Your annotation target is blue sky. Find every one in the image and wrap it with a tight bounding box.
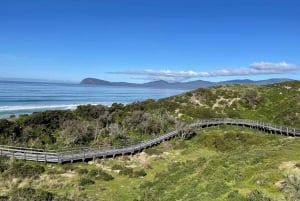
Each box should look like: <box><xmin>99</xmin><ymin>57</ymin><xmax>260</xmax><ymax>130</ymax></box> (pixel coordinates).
<box><xmin>0</xmin><ymin>0</ymin><xmax>299</xmax><ymax>83</ymax></box>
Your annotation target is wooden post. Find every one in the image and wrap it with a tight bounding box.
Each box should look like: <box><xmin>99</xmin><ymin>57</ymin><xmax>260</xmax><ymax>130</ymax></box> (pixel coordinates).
<box><xmin>44</xmin><ymin>150</ymin><xmax>46</xmax><ymax>162</ymax></box>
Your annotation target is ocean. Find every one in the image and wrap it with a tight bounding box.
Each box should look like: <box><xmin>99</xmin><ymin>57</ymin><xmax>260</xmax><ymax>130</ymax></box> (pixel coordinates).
<box><xmin>0</xmin><ymin>80</ymin><xmax>185</xmax><ymax>118</ymax></box>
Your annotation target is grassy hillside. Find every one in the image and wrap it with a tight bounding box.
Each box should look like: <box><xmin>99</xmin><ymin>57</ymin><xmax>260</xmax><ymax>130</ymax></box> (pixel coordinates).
<box><xmin>0</xmin><ymin>81</ymin><xmax>299</xmax><ymax>200</ymax></box>
<box><xmin>157</xmin><ymin>81</ymin><xmax>300</xmax><ymax>127</ymax></box>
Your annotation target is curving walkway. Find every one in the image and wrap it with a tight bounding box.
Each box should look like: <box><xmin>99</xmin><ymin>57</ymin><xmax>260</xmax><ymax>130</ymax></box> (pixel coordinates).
<box><xmin>0</xmin><ymin>118</ymin><xmax>299</xmax><ymax>163</ymax></box>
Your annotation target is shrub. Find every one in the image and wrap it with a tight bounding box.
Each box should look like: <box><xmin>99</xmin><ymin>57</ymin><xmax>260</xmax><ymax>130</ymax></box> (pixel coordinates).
<box><xmin>111</xmin><ymin>164</ymin><xmax>123</xmax><ymax>170</ymax></box>
<box><xmin>77</xmin><ymin>168</ymin><xmax>88</xmax><ymax>175</ymax></box>
<box><xmin>133</xmin><ymin>169</ymin><xmax>147</xmax><ymax>177</ymax></box>
<box><xmin>9</xmin><ymin>187</ymin><xmax>55</xmax><ymax>201</ymax></box>
<box><xmin>78</xmin><ymin>178</ymin><xmax>95</xmax><ymax>186</ymax></box>
<box><xmin>119</xmin><ymin>167</ymin><xmax>133</xmax><ymax>177</ymax></box>
<box><xmin>0</xmin><ymin>156</ymin><xmax>8</xmax><ymax>173</ymax></box>
<box><xmin>6</xmin><ymin>161</ymin><xmax>45</xmax><ymax>178</ymax></box>
<box><xmin>144</xmin><ymin>148</ymin><xmax>163</xmax><ymax>155</ymax></box>
<box><xmin>97</xmin><ymin>170</ymin><xmax>114</xmax><ymax>181</ymax></box>
<box><xmin>61</xmin><ymin>163</ymin><xmax>75</xmax><ymax>171</ymax></box>
<box><xmin>88</xmin><ymin>169</ymin><xmax>98</xmax><ymax>177</ymax></box>
<box><xmin>225</xmin><ymin>190</ymin><xmax>246</xmax><ymax>201</ymax></box>
<box><xmin>246</xmin><ymin>190</ymin><xmax>271</xmax><ymax>201</ymax></box>
<box><xmin>88</xmin><ymin>169</ymin><xmax>114</xmax><ymax>181</ymax></box>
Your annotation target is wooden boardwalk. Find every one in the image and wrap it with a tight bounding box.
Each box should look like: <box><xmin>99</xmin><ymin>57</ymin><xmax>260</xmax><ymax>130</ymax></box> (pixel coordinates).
<box><xmin>0</xmin><ymin>118</ymin><xmax>299</xmax><ymax>163</ymax></box>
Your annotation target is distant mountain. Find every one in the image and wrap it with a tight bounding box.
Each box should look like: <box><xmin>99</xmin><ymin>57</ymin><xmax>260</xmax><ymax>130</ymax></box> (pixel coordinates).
<box><xmin>80</xmin><ymin>77</ymin><xmax>294</xmax><ymax>90</ymax></box>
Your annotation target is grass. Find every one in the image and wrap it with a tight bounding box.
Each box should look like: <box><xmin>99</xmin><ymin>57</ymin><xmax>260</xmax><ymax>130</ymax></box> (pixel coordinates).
<box><xmin>1</xmin><ymin>125</ymin><xmax>299</xmax><ymax>200</ymax></box>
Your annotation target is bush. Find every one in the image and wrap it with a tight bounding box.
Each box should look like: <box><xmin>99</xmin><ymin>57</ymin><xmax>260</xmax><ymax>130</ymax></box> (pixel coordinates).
<box><xmin>6</xmin><ymin>161</ymin><xmax>45</xmax><ymax>178</ymax></box>
<box><xmin>133</xmin><ymin>169</ymin><xmax>147</xmax><ymax>177</ymax></box>
<box><xmin>144</xmin><ymin>147</ymin><xmax>163</xmax><ymax>155</ymax></box>
<box><xmin>61</xmin><ymin>163</ymin><xmax>75</xmax><ymax>171</ymax></box>
<box><xmin>88</xmin><ymin>169</ymin><xmax>98</xmax><ymax>177</ymax></box>
<box><xmin>119</xmin><ymin>167</ymin><xmax>133</xmax><ymax>177</ymax></box>
<box><xmin>246</xmin><ymin>190</ymin><xmax>271</xmax><ymax>201</ymax></box>
<box><xmin>0</xmin><ymin>156</ymin><xmax>8</xmax><ymax>173</ymax></box>
<box><xmin>78</xmin><ymin>178</ymin><xmax>95</xmax><ymax>186</ymax></box>
<box><xmin>97</xmin><ymin>170</ymin><xmax>114</xmax><ymax>181</ymax></box>
<box><xmin>111</xmin><ymin>164</ymin><xmax>123</xmax><ymax>170</ymax></box>
<box><xmin>77</xmin><ymin>168</ymin><xmax>88</xmax><ymax>175</ymax></box>
<box><xmin>225</xmin><ymin>190</ymin><xmax>246</xmax><ymax>201</ymax></box>
<box><xmin>88</xmin><ymin>169</ymin><xmax>114</xmax><ymax>181</ymax></box>
<box><xmin>9</xmin><ymin>187</ymin><xmax>55</xmax><ymax>201</ymax></box>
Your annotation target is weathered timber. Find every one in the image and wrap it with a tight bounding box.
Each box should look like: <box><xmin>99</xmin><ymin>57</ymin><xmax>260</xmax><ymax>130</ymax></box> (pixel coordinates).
<box><xmin>0</xmin><ymin>118</ymin><xmax>299</xmax><ymax>163</ymax></box>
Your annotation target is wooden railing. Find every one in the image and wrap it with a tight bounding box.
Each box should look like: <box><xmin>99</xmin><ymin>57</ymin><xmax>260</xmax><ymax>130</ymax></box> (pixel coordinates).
<box><xmin>0</xmin><ymin>118</ymin><xmax>299</xmax><ymax>163</ymax></box>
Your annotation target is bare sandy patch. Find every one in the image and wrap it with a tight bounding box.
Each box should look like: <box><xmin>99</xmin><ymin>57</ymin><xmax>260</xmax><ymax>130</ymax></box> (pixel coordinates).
<box><xmin>95</xmin><ymin>163</ymin><xmax>112</xmax><ymax>172</ymax></box>
<box><xmin>61</xmin><ymin>172</ymin><xmax>75</xmax><ymax>178</ymax></box>
<box><xmin>212</xmin><ymin>96</ymin><xmax>240</xmax><ymax>110</ymax></box>
<box><xmin>275</xmin><ymin>180</ymin><xmax>284</xmax><ymax>188</ymax></box>
<box><xmin>279</xmin><ymin>161</ymin><xmax>296</xmax><ymax>170</ymax></box>
<box><xmin>190</xmin><ymin>94</ymin><xmax>206</xmax><ymax>107</ymax></box>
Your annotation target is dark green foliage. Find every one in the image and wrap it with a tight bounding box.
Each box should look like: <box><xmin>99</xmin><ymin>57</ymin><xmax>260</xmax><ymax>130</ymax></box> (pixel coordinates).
<box><xmin>133</xmin><ymin>169</ymin><xmax>147</xmax><ymax>177</ymax></box>
<box><xmin>97</xmin><ymin>170</ymin><xmax>114</xmax><ymax>181</ymax></box>
<box><xmin>4</xmin><ymin>161</ymin><xmax>45</xmax><ymax>178</ymax></box>
<box><xmin>225</xmin><ymin>190</ymin><xmax>272</xmax><ymax>201</ymax></box>
<box><xmin>205</xmin><ymin>181</ymin><xmax>230</xmax><ymax>197</ymax></box>
<box><xmin>144</xmin><ymin>147</ymin><xmax>163</xmax><ymax>155</ymax></box>
<box><xmin>199</xmin><ymin>130</ymin><xmax>264</xmax><ymax>152</ymax></box>
<box><xmin>247</xmin><ymin>190</ymin><xmax>271</xmax><ymax>201</ymax></box>
<box><xmin>78</xmin><ymin>178</ymin><xmax>95</xmax><ymax>186</ymax></box>
<box><xmin>0</xmin><ymin>156</ymin><xmax>8</xmax><ymax>173</ymax></box>
<box><xmin>76</xmin><ymin>104</ymin><xmax>108</xmax><ymax>120</ymax></box>
<box><xmin>77</xmin><ymin>168</ymin><xmax>88</xmax><ymax>175</ymax></box>
<box><xmin>225</xmin><ymin>190</ymin><xmax>246</xmax><ymax>201</ymax></box>
<box><xmin>8</xmin><ymin>187</ymin><xmax>55</xmax><ymax>201</ymax></box>
<box><xmin>0</xmin><ymin>196</ymin><xmax>8</xmax><ymax>201</ymax></box>
<box><xmin>61</xmin><ymin>163</ymin><xmax>75</xmax><ymax>171</ymax></box>
<box><xmin>88</xmin><ymin>169</ymin><xmax>114</xmax><ymax>181</ymax></box>
<box><xmin>25</xmin><ymin>110</ymin><xmax>76</xmax><ymax>130</ymax></box>
<box><xmin>111</xmin><ymin>164</ymin><xmax>123</xmax><ymax>170</ymax></box>
<box><xmin>87</xmin><ymin>169</ymin><xmax>97</xmax><ymax>177</ymax></box>
<box><xmin>119</xmin><ymin>166</ymin><xmax>133</xmax><ymax>177</ymax></box>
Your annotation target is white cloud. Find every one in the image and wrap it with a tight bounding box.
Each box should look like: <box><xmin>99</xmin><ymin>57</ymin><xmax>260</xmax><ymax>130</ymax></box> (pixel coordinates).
<box><xmin>108</xmin><ymin>62</ymin><xmax>299</xmax><ymax>82</ymax></box>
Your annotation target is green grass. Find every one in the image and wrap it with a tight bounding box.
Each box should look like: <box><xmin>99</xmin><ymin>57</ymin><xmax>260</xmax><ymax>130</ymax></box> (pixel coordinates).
<box><xmin>1</xmin><ymin>126</ymin><xmax>299</xmax><ymax>200</ymax></box>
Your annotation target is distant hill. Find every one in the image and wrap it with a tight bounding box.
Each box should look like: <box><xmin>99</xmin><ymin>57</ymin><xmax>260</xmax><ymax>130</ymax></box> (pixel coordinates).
<box><xmin>80</xmin><ymin>77</ymin><xmax>293</xmax><ymax>89</ymax></box>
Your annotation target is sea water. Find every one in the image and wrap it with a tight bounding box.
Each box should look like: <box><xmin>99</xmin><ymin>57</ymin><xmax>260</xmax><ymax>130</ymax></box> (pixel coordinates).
<box><xmin>0</xmin><ymin>80</ymin><xmax>185</xmax><ymax>118</ymax></box>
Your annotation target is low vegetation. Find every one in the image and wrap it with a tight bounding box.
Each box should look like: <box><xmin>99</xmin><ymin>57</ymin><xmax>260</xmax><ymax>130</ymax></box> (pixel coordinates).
<box><xmin>0</xmin><ymin>126</ymin><xmax>299</xmax><ymax>200</ymax></box>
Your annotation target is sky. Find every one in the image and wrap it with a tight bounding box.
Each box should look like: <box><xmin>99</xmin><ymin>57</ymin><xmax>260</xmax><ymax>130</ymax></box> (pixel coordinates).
<box><xmin>0</xmin><ymin>0</ymin><xmax>299</xmax><ymax>83</ymax></box>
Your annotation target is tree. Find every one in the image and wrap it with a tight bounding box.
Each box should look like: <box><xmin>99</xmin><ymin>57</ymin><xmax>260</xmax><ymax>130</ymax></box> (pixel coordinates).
<box><xmin>176</xmin><ymin>120</ymin><xmax>196</xmax><ymax>140</ymax></box>
<box><xmin>62</xmin><ymin>120</ymin><xmax>93</xmax><ymax>146</ymax></box>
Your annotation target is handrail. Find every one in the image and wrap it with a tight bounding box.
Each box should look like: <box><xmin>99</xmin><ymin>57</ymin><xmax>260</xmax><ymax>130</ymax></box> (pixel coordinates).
<box><xmin>0</xmin><ymin>118</ymin><xmax>299</xmax><ymax>163</ymax></box>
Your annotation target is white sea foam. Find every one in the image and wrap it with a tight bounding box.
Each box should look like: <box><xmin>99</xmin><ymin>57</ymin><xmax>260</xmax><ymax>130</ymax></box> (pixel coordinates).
<box><xmin>0</xmin><ymin>102</ymin><xmax>115</xmax><ymax>113</ymax></box>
